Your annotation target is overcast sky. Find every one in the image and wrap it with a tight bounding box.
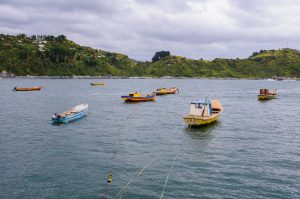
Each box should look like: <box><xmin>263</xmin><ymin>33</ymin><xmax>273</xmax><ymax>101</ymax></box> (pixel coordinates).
<box><xmin>0</xmin><ymin>0</ymin><xmax>299</xmax><ymax>60</ymax></box>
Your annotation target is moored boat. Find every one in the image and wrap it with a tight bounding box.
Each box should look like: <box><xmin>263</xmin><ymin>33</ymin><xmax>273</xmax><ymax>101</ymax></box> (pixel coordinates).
<box><xmin>183</xmin><ymin>98</ymin><xmax>223</xmax><ymax>127</ymax></box>
<box><xmin>258</xmin><ymin>88</ymin><xmax>277</xmax><ymax>100</ymax></box>
<box><xmin>121</xmin><ymin>92</ymin><xmax>156</xmax><ymax>102</ymax></box>
<box><xmin>51</xmin><ymin>104</ymin><xmax>88</xmax><ymax>123</ymax></box>
<box><xmin>154</xmin><ymin>87</ymin><xmax>179</xmax><ymax>95</ymax></box>
<box><xmin>13</xmin><ymin>86</ymin><xmax>42</xmax><ymax>91</ymax></box>
<box><xmin>90</xmin><ymin>82</ymin><xmax>105</xmax><ymax>86</ymax></box>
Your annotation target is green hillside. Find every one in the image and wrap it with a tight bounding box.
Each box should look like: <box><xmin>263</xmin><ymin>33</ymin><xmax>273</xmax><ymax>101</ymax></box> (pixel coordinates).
<box><xmin>1</xmin><ymin>34</ymin><xmax>300</xmax><ymax>78</ymax></box>
<box><xmin>0</xmin><ymin>34</ymin><xmax>140</xmax><ymax>76</ymax></box>
<box><xmin>142</xmin><ymin>49</ymin><xmax>300</xmax><ymax>78</ymax></box>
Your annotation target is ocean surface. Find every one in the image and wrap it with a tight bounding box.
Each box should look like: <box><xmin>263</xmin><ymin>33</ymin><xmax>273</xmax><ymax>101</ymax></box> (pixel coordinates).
<box><xmin>0</xmin><ymin>79</ymin><xmax>299</xmax><ymax>199</ymax></box>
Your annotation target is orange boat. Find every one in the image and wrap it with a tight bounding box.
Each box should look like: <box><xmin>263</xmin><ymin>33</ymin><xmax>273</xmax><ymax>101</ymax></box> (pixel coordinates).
<box><xmin>13</xmin><ymin>86</ymin><xmax>43</xmax><ymax>91</ymax></box>
<box><xmin>154</xmin><ymin>87</ymin><xmax>179</xmax><ymax>95</ymax></box>
<box><xmin>121</xmin><ymin>92</ymin><xmax>156</xmax><ymax>102</ymax></box>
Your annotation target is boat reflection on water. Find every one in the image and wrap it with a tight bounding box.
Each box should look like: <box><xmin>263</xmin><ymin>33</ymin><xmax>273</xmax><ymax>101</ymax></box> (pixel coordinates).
<box><xmin>184</xmin><ymin>121</ymin><xmax>220</xmax><ymax>140</ymax></box>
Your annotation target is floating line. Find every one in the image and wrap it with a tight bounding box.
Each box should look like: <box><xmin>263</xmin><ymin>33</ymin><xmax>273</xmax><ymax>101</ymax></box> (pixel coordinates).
<box><xmin>160</xmin><ymin>157</ymin><xmax>176</xmax><ymax>199</ymax></box>
<box><xmin>114</xmin><ymin>155</ymin><xmax>158</xmax><ymax>199</ymax></box>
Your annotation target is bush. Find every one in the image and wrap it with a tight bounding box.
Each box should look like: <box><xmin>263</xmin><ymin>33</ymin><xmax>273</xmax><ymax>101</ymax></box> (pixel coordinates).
<box><xmin>152</xmin><ymin>51</ymin><xmax>170</xmax><ymax>62</ymax></box>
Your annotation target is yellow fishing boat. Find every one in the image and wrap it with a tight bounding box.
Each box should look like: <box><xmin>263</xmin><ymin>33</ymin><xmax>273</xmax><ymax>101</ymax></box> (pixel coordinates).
<box><xmin>154</xmin><ymin>87</ymin><xmax>179</xmax><ymax>95</ymax></box>
<box><xmin>258</xmin><ymin>88</ymin><xmax>277</xmax><ymax>100</ymax></box>
<box><xmin>90</xmin><ymin>82</ymin><xmax>105</xmax><ymax>86</ymax></box>
<box><xmin>183</xmin><ymin>98</ymin><xmax>223</xmax><ymax>127</ymax></box>
<box><xmin>121</xmin><ymin>92</ymin><xmax>156</xmax><ymax>102</ymax></box>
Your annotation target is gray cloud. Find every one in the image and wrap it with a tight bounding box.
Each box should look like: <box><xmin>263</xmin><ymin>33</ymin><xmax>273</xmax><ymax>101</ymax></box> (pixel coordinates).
<box><xmin>0</xmin><ymin>0</ymin><xmax>299</xmax><ymax>60</ymax></box>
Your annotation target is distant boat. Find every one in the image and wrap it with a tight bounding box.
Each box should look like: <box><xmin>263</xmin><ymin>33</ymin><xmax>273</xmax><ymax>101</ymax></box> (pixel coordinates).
<box><xmin>13</xmin><ymin>86</ymin><xmax>42</xmax><ymax>91</ymax></box>
<box><xmin>258</xmin><ymin>89</ymin><xmax>277</xmax><ymax>100</ymax></box>
<box><xmin>154</xmin><ymin>87</ymin><xmax>179</xmax><ymax>95</ymax></box>
<box><xmin>90</xmin><ymin>82</ymin><xmax>105</xmax><ymax>86</ymax></box>
<box><xmin>51</xmin><ymin>104</ymin><xmax>88</xmax><ymax>123</ymax></box>
<box><xmin>183</xmin><ymin>98</ymin><xmax>223</xmax><ymax>127</ymax></box>
<box><xmin>121</xmin><ymin>92</ymin><xmax>156</xmax><ymax>102</ymax></box>
<box><xmin>275</xmin><ymin>77</ymin><xmax>284</xmax><ymax>81</ymax></box>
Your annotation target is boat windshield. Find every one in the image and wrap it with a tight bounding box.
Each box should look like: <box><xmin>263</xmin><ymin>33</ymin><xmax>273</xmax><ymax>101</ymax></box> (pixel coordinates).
<box><xmin>191</xmin><ymin>99</ymin><xmax>211</xmax><ymax>107</ymax></box>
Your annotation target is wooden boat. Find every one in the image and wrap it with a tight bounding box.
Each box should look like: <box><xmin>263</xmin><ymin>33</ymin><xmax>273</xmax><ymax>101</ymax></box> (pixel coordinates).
<box><xmin>13</xmin><ymin>86</ymin><xmax>42</xmax><ymax>91</ymax></box>
<box><xmin>121</xmin><ymin>92</ymin><xmax>156</xmax><ymax>102</ymax></box>
<box><xmin>51</xmin><ymin>104</ymin><xmax>88</xmax><ymax>123</ymax></box>
<box><xmin>183</xmin><ymin>98</ymin><xmax>223</xmax><ymax>127</ymax></box>
<box><xmin>154</xmin><ymin>87</ymin><xmax>179</xmax><ymax>95</ymax></box>
<box><xmin>90</xmin><ymin>82</ymin><xmax>105</xmax><ymax>86</ymax></box>
<box><xmin>258</xmin><ymin>89</ymin><xmax>277</xmax><ymax>100</ymax></box>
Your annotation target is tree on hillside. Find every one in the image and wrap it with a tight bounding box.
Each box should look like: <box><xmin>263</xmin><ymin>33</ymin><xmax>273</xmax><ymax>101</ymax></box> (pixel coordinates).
<box><xmin>45</xmin><ymin>35</ymin><xmax>55</xmax><ymax>41</ymax></box>
<box><xmin>56</xmin><ymin>35</ymin><xmax>66</xmax><ymax>42</ymax></box>
<box><xmin>152</xmin><ymin>51</ymin><xmax>170</xmax><ymax>62</ymax></box>
<box><xmin>250</xmin><ymin>52</ymin><xmax>259</xmax><ymax>57</ymax></box>
<box><xmin>47</xmin><ymin>44</ymin><xmax>74</xmax><ymax>62</ymax></box>
<box><xmin>259</xmin><ymin>50</ymin><xmax>266</xmax><ymax>54</ymax></box>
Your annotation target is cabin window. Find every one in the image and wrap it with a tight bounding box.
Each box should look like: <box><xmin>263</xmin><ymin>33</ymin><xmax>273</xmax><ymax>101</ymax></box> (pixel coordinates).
<box><xmin>195</xmin><ymin>104</ymin><xmax>203</xmax><ymax>108</ymax></box>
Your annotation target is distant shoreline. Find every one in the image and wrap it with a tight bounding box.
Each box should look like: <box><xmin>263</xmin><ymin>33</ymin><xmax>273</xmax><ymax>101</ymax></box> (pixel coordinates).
<box><xmin>0</xmin><ymin>75</ymin><xmax>299</xmax><ymax>81</ymax></box>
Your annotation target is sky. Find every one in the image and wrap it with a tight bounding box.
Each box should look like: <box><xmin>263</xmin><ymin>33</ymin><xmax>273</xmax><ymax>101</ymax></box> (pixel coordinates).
<box><xmin>0</xmin><ymin>0</ymin><xmax>300</xmax><ymax>61</ymax></box>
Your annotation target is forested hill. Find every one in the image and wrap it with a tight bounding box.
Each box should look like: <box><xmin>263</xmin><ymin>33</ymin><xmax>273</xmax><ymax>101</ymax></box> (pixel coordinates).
<box><xmin>1</xmin><ymin>34</ymin><xmax>300</xmax><ymax>78</ymax></box>
<box><xmin>0</xmin><ymin>34</ymin><xmax>140</xmax><ymax>76</ymax></box>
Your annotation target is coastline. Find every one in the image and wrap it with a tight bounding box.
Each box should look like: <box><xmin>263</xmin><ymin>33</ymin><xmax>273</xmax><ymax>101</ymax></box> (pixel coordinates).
<box><xmin>0</xmin><ymin>75</ymin><xmax>299</xmax><ymax>80</ymax></box>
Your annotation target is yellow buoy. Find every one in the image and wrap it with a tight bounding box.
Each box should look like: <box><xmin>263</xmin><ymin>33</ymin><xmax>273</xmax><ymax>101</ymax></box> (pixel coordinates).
<box><xmin>107</xmin><ymin>174</ymin><xmax>112</xmax><ymax>183</ymax></box>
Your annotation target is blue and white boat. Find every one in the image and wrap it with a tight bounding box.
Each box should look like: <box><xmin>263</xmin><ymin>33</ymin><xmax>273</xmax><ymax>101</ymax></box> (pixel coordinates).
<box><xmin>51</xmin><ymin>104</ymin><xmax>88</xmax><ymax>123</ymax></box>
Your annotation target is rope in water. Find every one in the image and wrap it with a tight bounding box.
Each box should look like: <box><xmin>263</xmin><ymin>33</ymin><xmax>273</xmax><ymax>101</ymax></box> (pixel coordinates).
<box><xmin>160</xmin><ymin>156</ymin><xmax>176</xmax><ymax>199</ymax></box>
<box><xmin>101</xmin><ymin>106</ymin><xmax>140</xmax><ymax>199</ymax></box>
<box><xmin>114</xmin><ymin>155</ymin><xmax>158</xmax><ymax>199</ymax></box>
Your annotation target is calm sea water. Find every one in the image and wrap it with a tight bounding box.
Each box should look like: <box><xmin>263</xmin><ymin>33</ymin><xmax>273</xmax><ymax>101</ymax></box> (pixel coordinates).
<box><xmin>0</xmin><ymin>79</ymin><xmax>299</xmax><ymax>199</ymax></box>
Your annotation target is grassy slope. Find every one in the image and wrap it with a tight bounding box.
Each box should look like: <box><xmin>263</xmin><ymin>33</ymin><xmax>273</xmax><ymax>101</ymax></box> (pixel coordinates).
<box><xmin>144</xmin><ymin>49</ymin><xmax>300</xmax><ymax>78</ymax></box>
<box><xmin>0</xmin><ymin>34</ymin><xmax>139</xmax><ymax>76</ymax></box>
<box><xmin>1</xmin><ymin>34</ymin><xmax>300</xmax><ymax>77</ymax></box>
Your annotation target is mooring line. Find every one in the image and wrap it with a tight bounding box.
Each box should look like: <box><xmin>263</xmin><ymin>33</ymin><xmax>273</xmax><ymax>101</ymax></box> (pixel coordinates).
<box><xmin>160</xmin><ymin>156</ymin><xmax>176</xmax><ymax>199</ymax></box>
<box><xmin>100</xmin><ymin>106</ymin><xmax>140</xmax><ymax>199</ymax></box>
<box><xmin>114</xmin><ymin>154</ymin><xmax>159</xmax><ymax>199</ymax></box>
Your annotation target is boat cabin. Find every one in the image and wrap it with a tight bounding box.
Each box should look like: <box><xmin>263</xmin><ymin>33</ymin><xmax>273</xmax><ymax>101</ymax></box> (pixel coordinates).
<box><xmin>157</xmin><ymin>88</ymin><xmax>167</xmax><ymax>92</ymax></box>
<box><xmin>259</xmin><ymin>88</ymin><xmax>277</xmax><ymax>95</ymax></box>
<box><xmin>129</xmin><ymin>92</ymin><xmax>142</xmax><ymax>97</ymax></box>
<box><xmin>189</xmin><ymin>99</ymin><xmax>213</xmax><ymax>117</ymax></box>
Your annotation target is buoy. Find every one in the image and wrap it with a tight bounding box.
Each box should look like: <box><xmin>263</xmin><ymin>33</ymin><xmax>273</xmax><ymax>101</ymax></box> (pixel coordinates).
<box><xmin>107</xmin><ymin>174</ymin><xmax>112</xmax><ymax>183</ymax></box>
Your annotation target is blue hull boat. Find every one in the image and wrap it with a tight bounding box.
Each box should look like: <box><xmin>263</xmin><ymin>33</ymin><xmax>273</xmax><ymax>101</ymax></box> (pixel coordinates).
<box><xmin>51</xmin><ymin>104</ymin><xmax>88</xmax><ymax>124</ymax></box>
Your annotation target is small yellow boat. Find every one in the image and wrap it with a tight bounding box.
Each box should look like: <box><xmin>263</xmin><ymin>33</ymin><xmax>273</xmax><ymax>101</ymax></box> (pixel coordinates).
<box><xmin>183</xmin><ymin>98</ymin><xmax>223</xmax><ymax>127</ymax></box>
<box><xmin>258</xmin><ymin>88</ymin><xmax>277</xmax><ymax>100</ymax></box>
<box><xmin>90</xmin><ymin>82</ymin><xmax>105</xmax><ymax>86</ymax></box>
<box><xmin>154</xmin><ymin>87</ymin><xmax>179</xmax><ymax>95</ymax></box>
<box><xmin>121</xmin><ymin>92</ymin><xmax>156</xmax><ymax>102</ymax></box>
